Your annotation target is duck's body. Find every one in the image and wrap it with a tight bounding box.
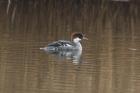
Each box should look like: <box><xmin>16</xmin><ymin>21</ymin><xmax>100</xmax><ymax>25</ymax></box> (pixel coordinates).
<box><xmin>40</xmin><ymin>32</ymin><xmax>87</xmax><ymax>53</ymax></box>
<box><xmin>40</xmin><ymin>32</ymin><xmax>87</xmax><ymax>63</ymax></box>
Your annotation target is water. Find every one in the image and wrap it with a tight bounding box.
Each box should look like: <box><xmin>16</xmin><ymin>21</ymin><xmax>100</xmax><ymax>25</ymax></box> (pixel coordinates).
<box><xmin>0</xmin><ymin>1</ymin><xmax>140</xmax><ymax>93</ymax></box>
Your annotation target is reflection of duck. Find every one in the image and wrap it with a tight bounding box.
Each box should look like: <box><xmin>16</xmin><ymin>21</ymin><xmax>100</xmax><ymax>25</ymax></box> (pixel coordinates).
<box><xmin>40</xmin><ymin>32</ymin><xmax>87</xmax><ymax>63</ymax></box>
<box><xmin>47</xmin><ymin>48</ymin><xmax>82</xmax><ymax>64</ymax></box>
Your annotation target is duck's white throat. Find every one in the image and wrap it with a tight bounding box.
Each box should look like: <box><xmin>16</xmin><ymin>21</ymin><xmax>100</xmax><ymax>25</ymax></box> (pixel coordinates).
<box><xmin>73</xmin><ymin>37</ymin><xmax>82</xmax><ymax>50</ymax></box>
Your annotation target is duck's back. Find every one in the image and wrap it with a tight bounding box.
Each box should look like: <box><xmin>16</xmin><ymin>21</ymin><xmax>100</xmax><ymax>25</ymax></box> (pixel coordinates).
<box><xmin>46</xmin><ymin>40</ymin><xmax>77</xmax><ymax>52</ymax></box>
<box><xmin>48</xmin><ymin>40</ymin><xmax>73</xmax><ymax>47</ymax></box>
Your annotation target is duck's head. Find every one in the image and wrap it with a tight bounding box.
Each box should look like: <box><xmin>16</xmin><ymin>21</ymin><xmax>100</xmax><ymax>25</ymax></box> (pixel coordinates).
<box><xmin>71</xmin><ymin>32</ymin><xmax>88</xmax><ymax>43</ymax></box>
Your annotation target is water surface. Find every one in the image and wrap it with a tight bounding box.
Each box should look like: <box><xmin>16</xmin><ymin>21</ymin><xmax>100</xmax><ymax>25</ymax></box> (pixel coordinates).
<box><xmin>0</xmin><ymin>1</ymin><xmax>140</xmax><ymax>93</ymax></box>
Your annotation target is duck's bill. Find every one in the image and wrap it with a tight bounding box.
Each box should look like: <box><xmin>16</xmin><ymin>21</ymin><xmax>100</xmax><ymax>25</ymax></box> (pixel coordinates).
<box><xmin>83</xmin><ymin>37</ymin><xmax>88</xmax><ymax>40</ymax></box>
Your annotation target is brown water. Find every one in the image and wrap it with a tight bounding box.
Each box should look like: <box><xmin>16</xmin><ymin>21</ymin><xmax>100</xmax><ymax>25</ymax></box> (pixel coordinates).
<box><xmin>0</xmin><ymin>1</ymin><xmax>140</xmax><ymax>93</ymax></box>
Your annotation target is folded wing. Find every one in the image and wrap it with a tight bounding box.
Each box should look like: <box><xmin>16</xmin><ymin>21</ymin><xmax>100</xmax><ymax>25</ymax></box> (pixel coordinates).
<box><xmin>48</xmin><ymin>40</ymin><xmax>74</xmax><ymax>47</ymax></box>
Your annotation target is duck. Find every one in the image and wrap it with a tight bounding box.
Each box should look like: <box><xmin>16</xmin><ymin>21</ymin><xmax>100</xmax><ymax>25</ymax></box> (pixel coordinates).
<box><xmin>40</xmin><ymin>32</ymin><xmax>88</xmax><ymax>52</ymax></box>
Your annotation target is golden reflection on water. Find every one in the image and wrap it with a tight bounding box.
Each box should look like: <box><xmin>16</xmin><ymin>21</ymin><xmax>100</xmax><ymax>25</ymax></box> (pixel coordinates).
<box><xmin>0</xmin><ymin>1</ymin><xmax>140</xmax><ymax>93</ymax></box>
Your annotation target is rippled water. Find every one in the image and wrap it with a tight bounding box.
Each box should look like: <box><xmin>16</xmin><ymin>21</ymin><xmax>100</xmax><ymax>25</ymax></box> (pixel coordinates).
<box><xmin>0</xmin><ymin>1</ymin><xmax>140</xmax><ymax>93</ymax></box>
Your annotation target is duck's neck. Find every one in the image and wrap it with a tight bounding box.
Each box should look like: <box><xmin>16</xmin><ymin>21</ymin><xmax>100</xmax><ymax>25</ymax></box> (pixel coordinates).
<box><xmin>76</xmin><ymin>42</ymin><xmax>82</xmax><ymax>50</ymax></box>
<box><xmin>73</xmin><ymin>37</ymin><xmax>82</xmax><ymax>50</ymax></box>
<box><xmin>73</xmin><ymin>41</ymin><xmax>82</xmax><ymax>50</ymax></box>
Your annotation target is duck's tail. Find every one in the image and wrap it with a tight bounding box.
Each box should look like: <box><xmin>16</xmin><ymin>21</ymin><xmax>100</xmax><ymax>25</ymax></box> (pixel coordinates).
<box><xmin>40</xmin><ymin>46</ymin><xmax>58</xmax><ymax>52</ymax></box>
<box><xmin>40</xmin><ymin>47</ymin><xmax>47</xmax><ymax>50</ymax></box>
